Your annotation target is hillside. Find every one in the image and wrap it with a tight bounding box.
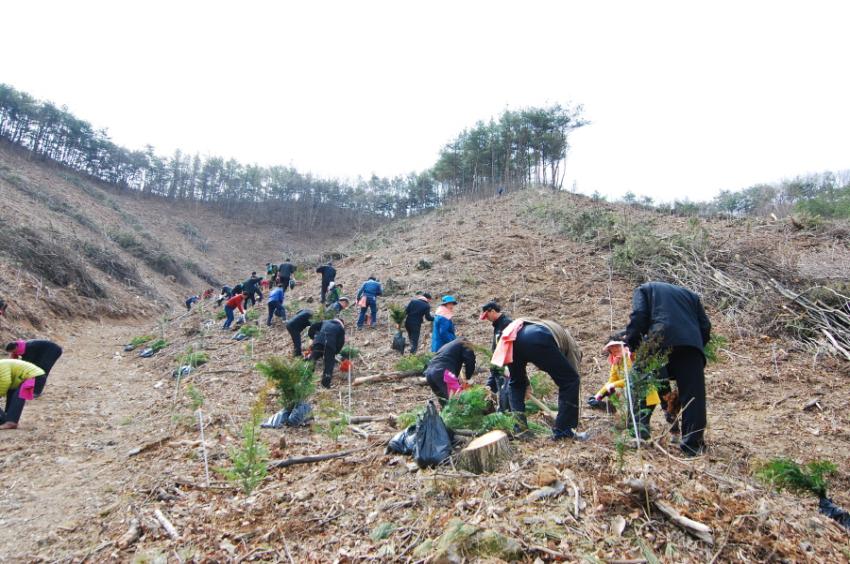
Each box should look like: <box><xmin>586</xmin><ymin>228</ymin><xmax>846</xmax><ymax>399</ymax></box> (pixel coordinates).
<box><xmin>3</xmin><ymin>188</ymin><xmax>850</xmax><ymax>561</ymax></box>
<box><xmin>0</xmin><ymin>141</ymin><xmax>338</xmax><ymax>339</ymax></box>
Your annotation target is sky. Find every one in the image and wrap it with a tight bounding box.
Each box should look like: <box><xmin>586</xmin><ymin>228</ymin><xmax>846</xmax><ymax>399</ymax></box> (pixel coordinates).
<box><xmin>2</xmin><ymin>1</ymin><xmax>849</xmax><ymax>201</ymax></box>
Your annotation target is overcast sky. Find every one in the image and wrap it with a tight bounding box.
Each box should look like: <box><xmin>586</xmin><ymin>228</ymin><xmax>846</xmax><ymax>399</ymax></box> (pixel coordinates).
<box><xmin>2</xmin><ymin>1</ymin><xmax>848</xmax><ymax>201</ymax></box>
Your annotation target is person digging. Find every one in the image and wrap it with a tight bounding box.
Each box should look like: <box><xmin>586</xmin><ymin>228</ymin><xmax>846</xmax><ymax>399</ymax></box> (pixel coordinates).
<box><xmin>480</xmin><ymin>301</ymin><xmax>512</xmax><ymax>397</ymax></box>
<box><xmin>424</xmin><ymin>338</ymin><xmax>476</xmax><ymax>405</ymax></box>
<box><xmin>492</xmin><ymin>317</ymin><xmax>587</xmax><ymax>441</ymax></box>
<box><xmin>0</xmin><ymin>358</ymin><xmax>45</xmax><ymax>429</ymax></box>
<box><xmin>5</xmin><ymin>339</ymin><xmax>63</xmax><ymax>398</ymax></box>
<box><xmin>309</xmin><ymin>318</ymin><xmax>346</xmax><ymax>388</ymax></box>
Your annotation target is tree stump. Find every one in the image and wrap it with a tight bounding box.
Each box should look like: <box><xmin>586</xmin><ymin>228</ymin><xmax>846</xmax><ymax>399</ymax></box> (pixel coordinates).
<box><xmin>457</xmin><ymin>430</ymin><xmax>512</xmax><ymax>474</ymax></box>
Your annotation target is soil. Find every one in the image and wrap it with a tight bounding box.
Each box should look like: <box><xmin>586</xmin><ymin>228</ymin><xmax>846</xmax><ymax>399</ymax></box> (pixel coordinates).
<box><xmin>2</xmin><ymin>188</ymin><xmax>850</xmax><ymax>562</ymax></box>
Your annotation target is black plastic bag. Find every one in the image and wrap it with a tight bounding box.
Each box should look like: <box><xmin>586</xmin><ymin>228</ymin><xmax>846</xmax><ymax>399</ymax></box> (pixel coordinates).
<box><xmin>138</xmin><ymin>347</ymin><xmax>155</xmax><ymax>358</ymax></box>
<box><xmin>498</xmin><ymin>379</ymin><xmax>511</xmax><ymax>412</ymax></box>
<box><xmin>286</xmin><ymin>402</ymin><xmax>313</xmax><ymax>426</ymax></box>
<box><xmin>391</xmin><ymin>331</ymin><xmax>406</xmax><ymax>354</ymax></box>
<box><xmin>386</xmin><ymin>425</ymin><xmax>418</xmax><ymax>455</ymax></box>
<box><xmin>261</xmin><ymin>408</ymin><xmax>291</xmax><ymax>429</ymax></box>
<box><xmin>123</xmin><ymin>344</ymin><xmax>136</xmax><ymax>352</ymax></box>
<box><xmin>413</xmin><ymin>401</ymin><xmax>453</xmax><ymax>468</ymax></box>
<box><xmin>819</xmin><ymin>496</ymin><xmax>850</xmax><ymax>529</ymax></box>
<box><xmin>289</xmin><ymin>279</ymin><xmax>296</xmax><ymax>289</ymax></box>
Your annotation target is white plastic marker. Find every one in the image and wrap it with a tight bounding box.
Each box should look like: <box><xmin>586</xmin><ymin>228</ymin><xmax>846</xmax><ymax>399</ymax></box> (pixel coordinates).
<box><xmin>621</xmin><ymin>343</ymin><xmax>641</xmax><ymax>451</ymax></box>
<box><xmin>197</xmin><ymin>409</ymin><xmax>210</xmax><ymax>487</ymax></box>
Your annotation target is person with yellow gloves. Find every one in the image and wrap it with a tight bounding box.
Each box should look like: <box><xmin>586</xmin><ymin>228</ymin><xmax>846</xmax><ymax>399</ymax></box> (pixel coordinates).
<box><xmin>0</xmin><ymin>358</ymin><xmax>45</xmax><ymax>429</ymax></box>
<box><xmin>588</xmin><ymin>339</ymin><xmax>660</xmax><ymax>408</ymax></box>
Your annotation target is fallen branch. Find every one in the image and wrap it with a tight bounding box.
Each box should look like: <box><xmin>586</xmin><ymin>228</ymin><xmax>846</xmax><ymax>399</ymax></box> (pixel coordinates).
<box><xmin>268</xmin><ymin>449</ymin><xmax>358</xmax><ymax>470</ymax></box>
<box><xmin>351</xmin><ymin>370</ymin><xmax>421</xmax><ymax>386</ymax></box>
<box><xmin>127</xmin><ymin>435</ymin><xmax>171</xmax><ymax>457</ymax></box>
<box><xmin>528</xmin><ymin>394</ymin><xmax>556</xmax><ymax>423</ymax></box>
<box><xmin>153</xmin><ymin>508</ymin><xmax>180</xmax><ymax>540</ymax></box>
<box><xmin>116</xmin><ymin>518</ymin><xmax>141</xmax><ymax>549</ymax></box>
<box><xmin>625</xmin><ymin>479</ymin><xmax>713</xmax><ymax>544</ymax></box>
<box><xmin>562</xmin><ymin>472</ymin><xmax>582</xmax><ymax>518</ymax></box>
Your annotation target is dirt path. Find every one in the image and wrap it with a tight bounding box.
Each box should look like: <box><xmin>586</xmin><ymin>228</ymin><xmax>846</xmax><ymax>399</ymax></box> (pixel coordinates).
<box><xmin>0</xmin><ymin>319</ymin><xmax>163</xmax><ymax>561</ymax></box>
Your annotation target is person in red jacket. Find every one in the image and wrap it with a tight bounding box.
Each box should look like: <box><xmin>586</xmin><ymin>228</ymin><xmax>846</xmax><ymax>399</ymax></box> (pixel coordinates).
<box><xmin>223</xmin><ymin>291</ymin><xmax>247</xmax><ymax>329</ymax></box>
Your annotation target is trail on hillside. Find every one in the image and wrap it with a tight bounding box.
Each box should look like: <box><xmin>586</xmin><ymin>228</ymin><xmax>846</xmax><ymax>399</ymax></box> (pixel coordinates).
<box><xmin>0</xmin><ymin>320</ymin><xmax>168</xmax><ymax>561</ymax></box>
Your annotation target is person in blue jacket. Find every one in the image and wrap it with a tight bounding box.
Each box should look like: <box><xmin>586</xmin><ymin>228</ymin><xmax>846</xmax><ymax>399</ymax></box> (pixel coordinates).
<box><xmin>356</xmin><ymin>276</ymin><xmax>383</xmax><ymax>329</ymax></box>
<box><xmin>266</xmin><ymin>283</ymin><xmax>286</xmax><ymax>326</ymax></box>
<box><xmin>431</xmin><ymin>295</ymin><xmax>458</xmax><ymax>352</ymax></box>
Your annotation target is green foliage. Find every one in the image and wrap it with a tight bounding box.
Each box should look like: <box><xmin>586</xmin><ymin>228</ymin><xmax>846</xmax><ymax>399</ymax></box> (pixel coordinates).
<box><xmin>149</xmin><ymin>339</ymin><xmax>168</xmax><ymax>352</ymax></box>
<box><xmin>396</xmin><ymin>406</ymin><xmax>425</xmax><ymax>429</ymax></box>
<box><xmin>216</xmin><ymin>309</ymin><xmax>227</xmax><ymax>320</ymax></box>
<box><xmin>480</xmin><ymin>412</ymin><xmax>519</xmax><ymax>433</ymax></box>
<box><xmin>256</xmin><ymin>356</ymin><xmax>316</xmax><ymax>411</ymax></box>
<box><xmin>703</xmin><ymin>334</ymin><xmax>728</xmax><ymax>364</ymax></box>
<box><xmin>339</xmin><ymin>345</ymin><xmax>360</xmax><ymax>360</ymax></box>
<box><xmin>185</xmin><ymin>384</ymin><xmax>204</xmax><ymax>410</ymax></box>
<box><xmin>245</xmin><ymin>308</ymin><xmax>260</xmax><ymax>321</ymax></box>
<box><xmin>129</xmin><ymin>334</ymin><xmax>155</xmax><ymax>347</ymax></box>
<box><xmin>216</xmin><ymin>395</ymin><xmax>268</xmax><ymax>495</ymax></box>
<box><xmin>388</xmin><ymin>303</ymin><xmax>407</xmax><ymax>328</ymax></box>
<box><xmin>395</xmin><ymin>352</ymin><xmax>433</xmax><ymax>373</ymax></box>
<box><xmin>529</xmin><ymin>372</ymin><xmax>555</xmax><ymax>398</ymax></box>
<box><xmin>179</xmin><ymin>350</ymin><xmax>209</xmax><ymax>368</ymax></box>
<box><xmin>755</xmin><ymin>458</ymin><xmax>836</xmax><ymax>498</ymax></box>
<box><xmin>440</xmin><ymin>386</ymin><xmax>496</xmax><ymax>432</ymax></box>
<box><xmin>312</xmin><ymin>400</ymin><xmax>349</xmax><ymax>442</ymax></box>
<box><xmin>239</xmin><ymin>325</ymin><xmax>261</xmax><ymax>339</ymax></box>
<box><xmin>370</xmin><ymin>522</ymin><xmax>395</xmax><ymax>541</ymax></box>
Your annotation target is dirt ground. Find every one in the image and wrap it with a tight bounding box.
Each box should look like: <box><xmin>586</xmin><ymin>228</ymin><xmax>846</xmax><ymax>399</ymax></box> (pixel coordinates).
<box><xmin>2</xmin><ymin>191</ymin><xmax>850</xmax><ymax>562</ymax></box>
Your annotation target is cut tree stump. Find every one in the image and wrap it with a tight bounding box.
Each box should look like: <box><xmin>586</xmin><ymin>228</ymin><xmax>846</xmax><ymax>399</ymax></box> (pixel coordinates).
<box><xmin>456</xmin><ymin>430</ymin><xmax>512</xmax><ymax>474</ymax></box>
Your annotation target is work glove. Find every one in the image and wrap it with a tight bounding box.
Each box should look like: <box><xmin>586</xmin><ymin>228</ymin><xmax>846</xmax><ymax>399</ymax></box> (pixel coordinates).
<box><xmin>587</xmin><ymin>396</ymin><xmax>603</xmax><ymax>408</ymax></box>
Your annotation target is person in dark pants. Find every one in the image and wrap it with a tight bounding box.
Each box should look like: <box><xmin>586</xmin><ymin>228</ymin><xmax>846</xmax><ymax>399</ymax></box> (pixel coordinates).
<box><xmin>494</xmin><ymin>319</ymin><xmax>585</xmax><ymax>441</ymax></box>
<box><xmin>356</xmin><ymin>276</ymin><xmax>383</xmax><ymax>328</ymax></box>
<box><xmin>185</xmin><ymin>295</ymin><xmax>200</xmax><ymax>311</ymax></box>
<box><xmin>216</xmin><ymin>285</ymin><xmax>233</xmax><ymax>307</ymax></box>
<box><xmin>266</xmin><ymin>284</ymin><xmax>286</xmax><ymax>326</ymax></box>
<box><xmin>285</xmin><ymin>309</ymin><xmax>314</xmax><ymax>357</ymax></box>
<box><xmin>243</xmin><ymin>272</ymin><xmax>263</xmax><ymax>307</ymax></box>
<box><xmin>0</xmin><ymin>359</ymin><xmax>45</xmax><ymax>429</ymax></box>
<box><xmin>424</xmin><ymin>338</ymin><xmax>476</xmax><ymax>405</ymax></box>
<box><xmin>223</xmin><ymin>292</ymin><xmax>247</xmax><ymax>329</ymax></box>
<box><xmin>479</xmin><ymin>301</ymin><xmax>512</xmax><ymax>395</ymax></box>
<box><xmin>278</xmin><ymin>260</ymin><xmax>296</xmax><ymax>291</ymax></box>
<box><xmin>404</xmin><ymin>293</ymin><xmax>433</xmax><ymax>354</ymax></box>
<box><xmin>330</xmin><ymin>297</ymin><xmax>350</xmax><ymax>315</ymax></box>
<box><xmin>5</xmin><ymin>339</ymin><xmax>63</xmax><ymax>397</ymax></box>
<box><xmin>316</xmin><ymin>262</ymin><xmax>337</xmax><ymax>303</ymax></box>
<box><xmin>310</xmin><ymin>318</ymin><xmax>346</xmax><ymax>388</ymax></box>
<box><xmin>624</xmin><ymin>281</ymin><xmax>711</xmax><ymax>456</ymax></box>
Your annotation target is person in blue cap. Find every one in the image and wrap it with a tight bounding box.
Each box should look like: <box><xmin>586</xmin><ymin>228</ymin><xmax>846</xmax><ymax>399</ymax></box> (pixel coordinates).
<box><xmin>431</xmin><ymin>295</ymin><xmax>458</xmax><ymax>352</ymax></box>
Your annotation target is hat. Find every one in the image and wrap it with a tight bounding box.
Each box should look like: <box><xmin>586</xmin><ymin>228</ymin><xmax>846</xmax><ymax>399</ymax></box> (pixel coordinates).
<box><xmin>602</xmin><ymin>340</ymin><xmax>627</xmax><ymax>353</ymax></box>
<box><xmin>421</xmin><ymin>292</ymin><xmax>433</xmax><ymax>300</ymax></box>
<box><xmin>338</xmin><ymin>296</ymin><xmax>350</xmax><ymax>303</ymax></box>
<box><xmin>441</xmin><ymin>295</ymin><xmax>457</xmax><ymax>305</ymax></box>
<box><xmin>479</xmin><ymin>301</ymin><xmax>500</xmax><ymax>320</ymax></box>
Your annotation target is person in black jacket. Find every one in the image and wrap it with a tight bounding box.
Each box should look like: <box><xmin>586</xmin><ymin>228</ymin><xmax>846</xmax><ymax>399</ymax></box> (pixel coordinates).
<box><xmin>285</xmin><ymin>309</ymin><xmax>314</xmax><ymax>358</ymax></box>
<box><xmin>316</xmin><ymin>262</ymin><xmax>337</xmax><ymax>303</ymax></box>
<box><xmin>424</xmin><ymin>338</ymin><xmax>476</xmax><ymax>405</ymax></box>
<box><xmin>480</xmin><ymin>301</ymin><xmax>512</xmax><ymax>395</ymax></box>
<box><xmin>310</xmin><ymin>318</ymin><xmax>346</xmax><ymax>388</ymax></box>
<box><xmin>243</xmin><ymin>272</ymin><xmax>263</xmax><ymax>307</ymax></box>
<box><xmin>404</xmin><ymin>293</ymin><xmax>433</xmax><ymax>353</ymax></box>
<box><xmin>624</xmin><ymin>281</ymin><xmax>711</xmax><ymax>456</ymax></box>
<box><xmin>278</xmin><ymin>259</ymin><xmax>296</xmax><ymax>290</ymax></box>
<box><xmin>5</xmin><ymin>339</ymin><xmax>63</xmax><ymax>397</ymax></box>
<box><xmin>216</xmin><ymin>285</ymin><xmax>233</xmax><ymax>307</ymax></box>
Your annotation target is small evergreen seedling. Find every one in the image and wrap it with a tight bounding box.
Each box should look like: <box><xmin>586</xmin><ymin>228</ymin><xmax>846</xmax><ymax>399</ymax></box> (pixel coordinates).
<box><xmin>256</xmin><ymin>356</ymin><xmax>316</xmax><ymax>411</ymax></box>
<box><xmin>388</xmin><ymin>304</ymin><xmax>406</xmax><ymax>329</ymax></box>
<box><xmin>216</xmin><ymin>393</ymin><xmax>269</xmax><ymax>495</ymax></box>
<box><xmin>129</xmin><ymin>334</ymin><xmax>155</xmax><ymax>347</ymax></box>
<box><xmin>150</xmin><ymin>339</ymin><xmax>168</xmax><ymax>352</ymax></box>
<box><xmin>756</xmin><ymin>458</ymin><xmax>836</xmax><ymax>497</ymax></box>
<box><xmin>394</xmin><ymin>352</ymin><xmax>433</xmax><ymax>373</ymax></box>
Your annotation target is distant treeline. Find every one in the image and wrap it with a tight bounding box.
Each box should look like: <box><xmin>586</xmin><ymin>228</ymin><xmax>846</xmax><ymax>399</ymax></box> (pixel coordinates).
<box><xmin>0</xmin><ymin>83</ymin><xmax>585</xmax><ymax>222</ymax></box>
<box><xmin>615</xmin><ymin>171</ymin><xmax>850</xmax><ymax>220</ymax></box>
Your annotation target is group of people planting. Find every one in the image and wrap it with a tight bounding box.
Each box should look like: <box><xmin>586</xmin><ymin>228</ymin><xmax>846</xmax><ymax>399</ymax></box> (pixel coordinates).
<box><xmin>200</xmin><ymin>258</ymin><xmax>712</xmax><ymax>456</ymax></box>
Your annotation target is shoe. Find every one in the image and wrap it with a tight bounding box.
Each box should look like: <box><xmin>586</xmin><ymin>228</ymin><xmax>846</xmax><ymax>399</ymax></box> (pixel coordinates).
<box><xmin>551</xmin><ymin>430</ymin><xmax>589</xmax><ymax>442</ymax></box>
<box><xmin>321</xmin><ymin>376</ymin><xmax>332</xmax><ymax>389</ymax></box>
<box><xmin>33</xmin><ymin>393</ymin><xmax>42</xmax><ymax>399</ymax></box>
<box><xmin>587</xmin><ymin>396</ymin><xmax>603</xmax><ymax>409</ymax></box>
<box><xmin>680</xmin><ymin>442</ymin><xmax>706</xmax><ymax>457</ymax></box>
<box><xmin>0</xmin><ymin>422</ymin><xmax>19</xmax><ymax>430</ymax></box>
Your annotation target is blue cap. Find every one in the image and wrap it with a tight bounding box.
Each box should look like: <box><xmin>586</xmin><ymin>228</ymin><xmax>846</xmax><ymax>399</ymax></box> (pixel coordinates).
<box><xmin>441</xmin><ymin>295</ymin><xmax>458</xmax><ymax>305</ymax></box>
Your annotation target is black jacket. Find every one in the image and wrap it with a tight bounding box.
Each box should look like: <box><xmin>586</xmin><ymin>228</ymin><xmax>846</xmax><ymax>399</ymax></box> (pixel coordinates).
<box><xmin>625</xmin><ymin>282</ymin><xmax>711</xmax><ymax>354</ymax></box>
<box><xmin>491</xmin><ymin>313</ymin><xmax>513</xmax><ymax>351</ymax></box>
<box><xmin>278</xmin><ymin>262</ymin><xmax>296</xmax><ymax>278</ymax></box>
<box><xmin>316</xmin><ymin>265</ymin><xmax>336</xmax><ymax>286</ymax></box>
<box><xmin>313</xmin><ymin>319</ymin><xmax>345</xmax><ymax>351</ymax></box>
<box><xmin>426</xmin><ymin>339</ymin><xmax>476</xmax><ymax>380</ymax></box>
<box><xmin>19</xmin><ymin>340</ymin><xmax>63</xmax><ymax>370</ymax></box>
<box><xmin>404</xmin><ymin>298</ymin><xmax>433</xmax><ymax>328</ymax></box>
<box><xmin>286</xmin><ymin>309</ymin><xmax>314</xmax><ymax>333</ymax></box>
<box><xmin>243</xmin><ymin>275</ymin><xmax>262</xmax><ymax>292</ymax></box>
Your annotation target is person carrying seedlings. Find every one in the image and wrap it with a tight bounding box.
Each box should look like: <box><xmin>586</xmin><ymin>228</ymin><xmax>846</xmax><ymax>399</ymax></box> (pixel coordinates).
<box><xmin>424</xmin><ymin>338</ymin><xmax>476</xmax><ymax>405</ymax></box>
<box><xmin>404</xmin><ymin>292</ymin><xmax>433</xmax><ymax>354</ymax></box>
<box><xmin>5</xmin><ymin>339</ymin><xmax>63</xmax><ymax>397</ymax></box>
<box><xmin>623</xmin><ymin>281</ymin><xmax>711</xmax><ymax>456</ymax></box>
<box><xmin>222</xmin><ymin>291</ymin><xmax>247</xmax><ymax>330</ymax></box>
<box><xmin>431</xmin><ymin>296</ymin><xmax>458</xmax><ymax>352</ymax></box>
<box><xmin>285</xmin><ymin>308</ymin><xmax>314</xmax><ymax>357</ymax></box>
<box><xmin>356</xmin><ymin>276</ymin><xmax>383</xmax><ymax>329</ymax></box>
<box><xmin>331</xmin><ymin>296</ymin><xmax>350</xmax><ymax>315</ymax></box>
<box><xmin>316</xmin><ymin>261</ymin><xmax>337</xmax><ymax>303</ymax></box>
<box><xmin>277</xmin><ymin>259</ymin><xmax>297</xmax><ymax>291</ymax></box>
<box><xmin>480</xmin><ymin>301</ymin><xmax>513</xmax><ymax>395</ymax></box>
<box><xmin>0</xmin><ymin>358</ymin><xmax>45</xmax><ymax>429</ymax></box>
<box><xmin>310</xmin><ymin>318</ymin><xmax>346</xmax><ymax>388</ymax></box>
<box><xmin>325</xmin><ymin>281</ymin><xmax>343</xmax><ymax>306</ymax></box>
<box><xmin>266</xmin><ymin>262</ymin><xmax>278</xmax><ymax>283</ymax></box>
<box><xmin>266</xmin><ymin>283</ymin><xmax>287</xmax><ymax>326</ymax></box>
<box><xmin>492</xmin><ymin>317</ymin><xmax>585</xmax><ymax>441</ymax></box>
<box><xmin>243</xmin><ymin>272</ymin><xmax>263</xmax><ymax>307</ymax></box>
<box><xmin>184</xmin><ymin>295</ymin><xmax>200</xmax><ymax>311</ymax></box>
